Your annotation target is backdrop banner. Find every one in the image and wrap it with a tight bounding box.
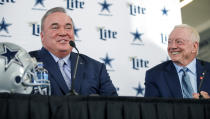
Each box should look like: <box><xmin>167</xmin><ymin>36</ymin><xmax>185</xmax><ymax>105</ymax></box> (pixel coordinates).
<box><xmin>0</xmin><ymin>0</ymin><xmax>181</xmax><ymax>96</ymax></box>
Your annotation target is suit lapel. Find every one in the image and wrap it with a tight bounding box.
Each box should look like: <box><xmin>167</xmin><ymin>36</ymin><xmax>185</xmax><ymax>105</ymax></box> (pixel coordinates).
<box><xmin>164</xmin><ymin>61</ymin><xmax>183</xmax><ymax>98</ymax></box>
<box><xmin>40</xmin><ymin>48</ymin><xmax>69</xmax><ymax>94</ymax></box>
<box><xmin>70</xmin><ymin>52</ymin><xmax>85</xmax><ymax>93</ymax></box>
<box><xmin>196</xmin><ymin>59</ymin><xmax>205</xmax><ymax>91</ymax></box>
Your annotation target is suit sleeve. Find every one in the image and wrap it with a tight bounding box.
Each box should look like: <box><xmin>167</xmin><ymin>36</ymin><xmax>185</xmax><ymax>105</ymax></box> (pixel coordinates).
<box><xmin>98</xmin><ymin>64</ymin><xmax>118</xmax><ymax>96</ymax></box>
<box><xmin>144</xmin><ymin>70</ymin><xmax>160</xmax><ymax>97</ymax></box>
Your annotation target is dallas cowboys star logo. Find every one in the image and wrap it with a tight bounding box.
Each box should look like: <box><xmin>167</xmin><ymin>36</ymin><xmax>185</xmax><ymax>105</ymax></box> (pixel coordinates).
<box><xmin>0</xmin><ymin>17</ymin><xmax>12</xmax><ymax>33</ymax></box>
<box><xmin>162</xmin><ymin>7</ymin><xmax>168</xmax><ymax>15</ymax></box>
<box><xmin>34</xmin><ymin>0</ymin><xmax>45</xmax><ymax>7</ymax></box>
<box><xmin>100</xmin><ymin>53</ymin><xmax>114</xmax><ymax>68</ymax></box>
<box><xmin>74</xmin><ymin>26</ymin><xmax>81</xmax><ymax>38</ymax></box>
<box><xmin>99</xmin><ymin>0</ymin><xmax>112</xmax><ymax>12</ymax></box>
<box><xmin>131</xmin><ymin>29</ymin><xmax>143</xmax><ymax>42</ymax></box>
<box><xmin>133</xmin><ymin>83</ymin><xmax>144</xmax><ymax>96</ymax></box>
<box><xmin>0</xmin><ymin>44</ymin><xmax>23</xmax><ymax>71</ymax></box>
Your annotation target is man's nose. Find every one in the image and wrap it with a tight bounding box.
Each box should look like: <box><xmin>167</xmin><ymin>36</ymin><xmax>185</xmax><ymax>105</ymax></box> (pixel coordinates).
<box><xmin>168</xmin><ymin>41</ymin><xmax>177</xmax><ymax>48</ymax></box>
<box><xmin>58</xmin><ymin>28</ymin><xmax>67</xmax><ymax>36</ymax></box>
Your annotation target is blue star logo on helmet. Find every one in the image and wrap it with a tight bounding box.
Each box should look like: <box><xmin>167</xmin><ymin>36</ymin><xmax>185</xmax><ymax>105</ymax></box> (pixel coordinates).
<box><xmin>0</xmin><ymin>17</ymin><xmax>12</xmax><ymax>34</ymax></box>
<box><xmin>0</xmin><ymin>44</ymin><xmax>23</xmax><ymax>71</ymax></box>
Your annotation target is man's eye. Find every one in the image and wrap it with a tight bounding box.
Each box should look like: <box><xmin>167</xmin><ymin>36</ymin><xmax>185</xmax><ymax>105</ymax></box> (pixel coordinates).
<box><xmin>65</xmin><ymin>25</ymin><xmax>72</xmax><ymax>29</ymax></box>
<box><xmin>52</xmin><ymin>26</ymin><xmax>58</xmax><ymax>29</ymax></box>
<box><xmin>176</xmin><ymin>41</ymin><xmax>183</xmax><ymax>45</ymax></box>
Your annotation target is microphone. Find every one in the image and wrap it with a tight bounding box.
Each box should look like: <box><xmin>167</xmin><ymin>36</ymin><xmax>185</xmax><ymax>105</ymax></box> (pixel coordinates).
<box><xmin>67</xmin><ymin>40</ymin><xmax>79</xmax><ymax>96</ymax></box>
<box><xmin>198</xmin><ymin>61</ymin><xmax>208</xmax><ymax>99</ymax></box>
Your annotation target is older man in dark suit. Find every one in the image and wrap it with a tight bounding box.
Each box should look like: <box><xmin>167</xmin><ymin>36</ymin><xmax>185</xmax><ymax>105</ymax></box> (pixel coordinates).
<box><xmin>144</xmin><ymin>24</ymin><xmax>210</xmax><ymax>99</ymax></box>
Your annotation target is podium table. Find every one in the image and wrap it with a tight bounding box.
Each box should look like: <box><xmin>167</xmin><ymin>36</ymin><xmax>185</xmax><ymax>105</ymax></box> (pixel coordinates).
<box><xmin>0</xmin><ymin>93</ymin><xmax>210</xmax><ymax>119</ymax></box>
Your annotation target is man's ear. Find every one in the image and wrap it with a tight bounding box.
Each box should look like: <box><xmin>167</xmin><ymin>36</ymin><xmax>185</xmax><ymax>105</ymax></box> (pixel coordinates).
<box><xmin>192</xmin><ymin>41</ymin><xmax>199</xmax><ymax>53</ymax></box>
<box><xmin>40</xmin><ymin>31</ymin><xmax>44</xmax><ymax>42</ymax></box>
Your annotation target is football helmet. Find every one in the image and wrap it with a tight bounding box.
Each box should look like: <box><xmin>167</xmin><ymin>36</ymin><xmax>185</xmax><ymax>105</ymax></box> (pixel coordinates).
<box><xmin>0</xmin><ymin>42</ymin><xmax>51</xmax><ymax>95</ymax></box>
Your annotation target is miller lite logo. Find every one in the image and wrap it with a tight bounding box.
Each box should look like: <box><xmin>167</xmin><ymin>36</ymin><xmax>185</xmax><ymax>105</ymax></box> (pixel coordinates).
<box><xmin>130</xmin><ymin>57</ymin><xmax>149</xmax><ymax>70</ymax></box>
<box><xmin>98</xmin><ymin>27</ymin><xmax>117</xmax><ymax>41</ymax></box>
<box><xmin>66</xmin><ymin>0</ymin><xmax>85</xmax><ymax>10</ymax></box>
<box><xmin>31</xmin><ymin>23</ymin><xmax>40</xmax><ymax>36</ymax></box>
<box><xmin>127</xmin><ymin>3</ymin><xmax>146</xmax><ymax>16</ymax></box>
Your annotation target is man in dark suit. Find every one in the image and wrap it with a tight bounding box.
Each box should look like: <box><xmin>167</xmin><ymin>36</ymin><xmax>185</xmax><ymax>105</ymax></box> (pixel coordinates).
<box><xmin>29</xmin><ymin>7</ymin><xmax>117</xmax><ymax>96</ymax></box>
<box><xmin>144</xmin><ymin>24</ymin><xmax>210</xmax><ymax>98</ymax></box>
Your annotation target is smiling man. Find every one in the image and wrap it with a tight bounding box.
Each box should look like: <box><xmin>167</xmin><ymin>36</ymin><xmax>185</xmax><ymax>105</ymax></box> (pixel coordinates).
<box><xmin>29</xmin><ymin>7</ymin><xmax>117</xmax><ymax>96</ymax></box>
<box><xmin>144</xmin><ymin>24</ymin><xmax>210</xmax><ymax>99</ymax></box>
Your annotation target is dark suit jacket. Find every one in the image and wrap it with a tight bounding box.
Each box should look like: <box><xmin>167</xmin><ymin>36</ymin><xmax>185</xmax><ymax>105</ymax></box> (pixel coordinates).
<box><xmin>144</xmin><ymin>59</ymin><xmax>210</xmax><ymax>98</ymax></box>
<box><xmin>29</xmin><ymin>47</ymin><xmax>117</xmax><ymax>96</ymax></box>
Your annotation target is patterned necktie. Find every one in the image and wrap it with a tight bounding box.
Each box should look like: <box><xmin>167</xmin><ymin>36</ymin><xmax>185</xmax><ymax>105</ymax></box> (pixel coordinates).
<box><xmin>58</xmin><ymin>59</ymin><xmax>71</xmax><ymax>89</ymax></box>
<box><xmin>181</xmin><ymin>67</ymin><xmax>194</xmax><ymax>98</ymax></box>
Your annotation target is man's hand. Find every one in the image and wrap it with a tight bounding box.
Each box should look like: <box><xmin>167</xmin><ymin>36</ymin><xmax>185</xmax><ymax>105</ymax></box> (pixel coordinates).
<box><xmin>193</xmin><ymin>91</ymin><xmax>210</xmax><ymax>99</ymax></box>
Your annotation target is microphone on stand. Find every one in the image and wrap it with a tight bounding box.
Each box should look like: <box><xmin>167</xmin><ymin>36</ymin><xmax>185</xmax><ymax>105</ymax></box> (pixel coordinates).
<box><xmin>67</xmin><ymin>40</ymin><xmax>79</xmax><ymax>96</ymax></box>
<box><xmin>198</xmin><ymin>61</ymin><xmax>208</xmax><ymax>99</ymax></box>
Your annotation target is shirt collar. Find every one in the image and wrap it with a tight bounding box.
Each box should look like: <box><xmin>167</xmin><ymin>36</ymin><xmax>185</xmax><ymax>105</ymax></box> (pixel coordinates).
<box><xmin>173</xmin><ymin>58</ymin><xmax>196</xmax><ymax>74</ymax></box>
<box><xmin>49</xmin><ymin>52</ymin><xmax>71</xmax><ymax>66</ymax></box>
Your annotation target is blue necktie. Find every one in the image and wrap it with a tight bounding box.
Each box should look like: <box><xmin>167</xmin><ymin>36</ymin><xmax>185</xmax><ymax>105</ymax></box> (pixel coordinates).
<box><xmin>58</xmin><ymin>59</ymin><xmax>71</xmax><ymax>89</ymax></box>
<box><xmin>181</xmin><ymin>68</ymin><xmax>193</xmax><ymax>98</ymax></box>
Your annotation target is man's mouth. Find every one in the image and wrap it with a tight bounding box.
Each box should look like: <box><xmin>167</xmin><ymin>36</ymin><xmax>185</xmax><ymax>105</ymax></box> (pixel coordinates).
<box><xmin>171</xmin><ymin>51</ymin><xmax>180</xmax><ymax>55</ymax></box>
<box><xmin>58</xmin><ymin>39</ymin><xmax>68</xmax><ymax>43</ymax></box>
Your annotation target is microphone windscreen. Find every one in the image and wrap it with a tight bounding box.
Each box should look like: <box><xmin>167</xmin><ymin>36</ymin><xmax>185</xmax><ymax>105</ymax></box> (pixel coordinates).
<box><xmin>69</xmin><ymin>41</ymin><xmax>76</xmax><ymax>47</ymax></box>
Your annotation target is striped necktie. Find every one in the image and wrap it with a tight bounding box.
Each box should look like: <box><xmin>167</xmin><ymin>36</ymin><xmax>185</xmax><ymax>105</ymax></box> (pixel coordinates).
<box><xmin>58</xmin><ymin>59</ymin><xmax>71</xmax><ymax>89</ymax></box>
<box><xmin>180</xmin><ymin>67</ymin><xmax>194</xmax><ymax>98</ymax></box>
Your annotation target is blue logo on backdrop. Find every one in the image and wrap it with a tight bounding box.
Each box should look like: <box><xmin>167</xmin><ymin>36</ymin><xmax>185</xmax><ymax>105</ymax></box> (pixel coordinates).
<box><xmin>67</xmin><ymin>0</ymin><xmax>85</xmax><ymax>10</ymax></box>
<box><xmin>32</xmin><ymin>24</ymin><xmax>40</xmax><ymax>36</ymax></box>
<box><xmin>130</xmin><ymin>29</ymin><xmax>144</xmax><ymax>45</ymax></box>
<box><xmin>129</xmin><ymin>3</ymin><xmax>146</xmax><ymax>16</ymax></box>
<box><xmin>130</xmin><ymin>57</ymin><xmax>149</xmax><ymax>70</ymax></box>
<box><xmin>161</xmin><ymin>33</ymin><xmax>168</xmax><ymax>44</ymax></box>
<box><xmin>161</xmin><ymin>7</ymin><xmax>169</xmax><ymax>16</ymax></box>
<box><xmin>98</xmin><ymin>27</ymin><xmax>117</xmax><ymax>41</ymax></box>
<box><xmin>98</xmin><ymin>0</ymin><xmax>112</xmax><ymax>16</ymax></box>
<box><xmin>74</xmin><ymin>26</ymin><xmax>81</xmax><ymax>38</ymax></box>
<box><xmin>34</xmin><ymin>0</ymin><xmax>44</xmax><ymax>7</ymax></box>
<box><xmin>100</xmin><ymin>53</ymin><xmax>114</xmax><ymax>71</ymax></box>
<box><xmin>0</xmin><ymin>0</ymin><xmax>15</xmax><ymax>5</ymax></box>
<box><xmin>133</xmin><ymin>83</ymin><xmax>144</xmax><ymax>96</ymax></box>
<box><xmin>0</xmin><ymin>18</ymin><xmax>11</xmax><ymax>33</ymax></box>
<box><xmin>0</xmin><ymin>44</ymin><xmax>23</xmax><ymax>71</ymax></box>
<box><xmin>0</xmin><ymin>17</ymin><xmax>12</xmax><ymax>37</ymax></box>
<box><xmin>32</xmin><ymin>0</ymin><xmax>47</xmax><ymax>11</ymax></box>
<box><xmin>73</xmin><ymin>25</ymin><xmax>81</xmax><ymax>41</ymax></box>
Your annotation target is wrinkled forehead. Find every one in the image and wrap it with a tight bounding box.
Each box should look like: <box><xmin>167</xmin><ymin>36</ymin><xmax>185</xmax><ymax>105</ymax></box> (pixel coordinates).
<box><xmin>44</xmin><ymin>12</ymin><xmax>73</xmax><ymax>26</ymax></box>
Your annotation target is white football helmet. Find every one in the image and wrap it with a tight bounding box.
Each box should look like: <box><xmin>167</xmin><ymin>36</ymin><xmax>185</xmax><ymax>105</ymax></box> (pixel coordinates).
<box><xmin>0</xmin><ymin>42</ymin><xmax>50</xmax><ymax>95</ymax></box>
